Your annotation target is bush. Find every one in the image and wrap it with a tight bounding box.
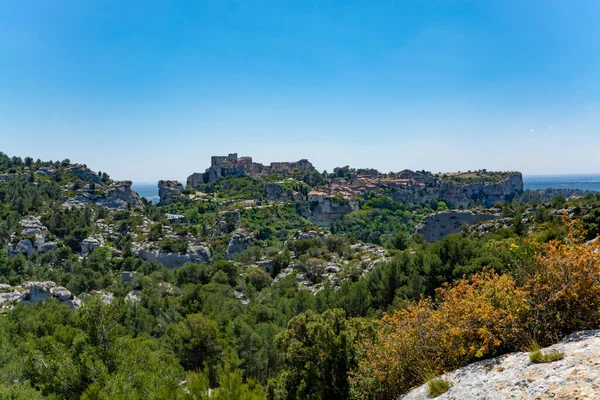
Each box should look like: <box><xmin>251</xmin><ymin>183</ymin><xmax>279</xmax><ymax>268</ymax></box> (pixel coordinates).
<box><xmin>525</xmin><ymin>219</ymin><xmax>600</xmax><ymax>344</ymax></box>
<box><xmin>350</xmin><ymin>217</ymin><xmax>600</xmax><ymax>399</ymax></box>
<box><xmin>349</xmin><ymin>270</ymin><xmax>527</xmax><ymax>399</ymax></box>
<box><xmin>160</xmin><ymin>237</ymin><xmax>188</xmax><ymax>253</ymax></box>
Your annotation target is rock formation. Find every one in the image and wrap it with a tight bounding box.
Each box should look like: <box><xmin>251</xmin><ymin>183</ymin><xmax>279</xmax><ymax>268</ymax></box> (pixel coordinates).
<box><xmin>298</xmin><ymin>195</ymin><xmax>360</xmax><ymax>227</ymax></box>
<box><xmin>400</xmin><ymin>330</ymin><xmax>600</xmax><ymax>400</ymax></box>
<box><xmin>8</xmin><ymin>216</ymin><xmax>58</xmax><ymax>257</ymax></box>
<box><xmin>0</xmin><ymin>281</ymin><xmax>81</xmax><ymax>309</ymax></box>
<box><xmin>133</xmin><ymin>240</ymin><xmax>211</xmax><ymax>268</ymax></box>
<box><xmin>416</xmin><ymin>210</ymin><xmax>500</xmax><ymax>242</ymax></box>
<box><xmin>68</xmin><ymin>164</ymin><xmax>101</xmax><ymax>183</ymax></box>
<box><xmin>226</xmin><ymin>229</ymin><xmax>256</xmax><ymax>259</ymax></box>
<box><xmin>158</xmin><ymin>180</ymin><xmax>184</xmax><ymax>203</ymax></box>
<box><xmin>81</xmin><ymin>235</ymin><xmax>104</xmax><ymax>254</ymax></box>
<box><xmin>390</xmin><ymin>173</ymin><xmax>523</xmax><ymax>208</ymax></box>
<box><xmin>63</xmin><ymin>180</ymin><xmax>143</xmax><ymax>210</ymax></box>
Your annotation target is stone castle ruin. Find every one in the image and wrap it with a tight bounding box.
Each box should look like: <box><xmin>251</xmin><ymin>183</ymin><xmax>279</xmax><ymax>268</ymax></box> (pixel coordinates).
<box><xmin>187</xmin><ymin>153</ymin><xmax>315</xmax><ymax>187</ymax></box>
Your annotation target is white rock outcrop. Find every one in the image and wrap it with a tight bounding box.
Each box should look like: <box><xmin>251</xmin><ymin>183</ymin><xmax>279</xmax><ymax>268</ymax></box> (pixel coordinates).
<box><xmin>401</xmin><ymin>330</ymin><xmax>600</xmax><ymax>400</ymax></box>
<box><xmin>8</xmin><ymin>216</ymin><xmax>58</xmax><ymax>257</ymax></box>
<box><xmin>133</xmin><ymin>241</ymin><xmax>211</xmax><ymax>268</ymax></box>
<box><xmin>0</xmin><ymin>281</ymin><xmax>81</xmax><ymax>309</ymax></box>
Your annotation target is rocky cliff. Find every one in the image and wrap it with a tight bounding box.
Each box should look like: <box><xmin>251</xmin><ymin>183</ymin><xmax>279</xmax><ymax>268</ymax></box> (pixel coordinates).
<box><xmin>158</xmin><ymin>180</ymin><xmax>184</xmax><ymax>203</ymax></box>
<box><xmin>400</xmin><ymin>330</ymin><xmax>600</xmax><ymax>400</ymax></box>
<box><xmin>391</xmin><ymin>173</ymin><xmax>523</xmax><ymax>208</ymax></box>
<box><xmin>298</xmin><ymin>197</ymin><xmax>359</xmax><ymax>226</ymax></box>
<box><xmin>417</xmin><ymin>210</ymin><xmax>501</xmax><ymax>242</ymax></box>
<box><xmin>62</xmin><ymin>180</ymin><xmax>143</xmax><ymax>210</ymax></box>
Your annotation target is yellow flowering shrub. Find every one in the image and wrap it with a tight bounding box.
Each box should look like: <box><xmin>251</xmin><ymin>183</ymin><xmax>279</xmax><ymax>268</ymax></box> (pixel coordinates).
<box><xmin>350</xmin><ymin>217</ymin><xmax>600</xmax><ymax>399</ymax></box>
<box><xmin>349</xmin><ymin>270</ymin><xmax>527</xmax><ymax>399</ymax></box>
<box><xmin>525</xmin><ymin>218</ymin><xmax>600</xmax><ymax>344</ymax></box>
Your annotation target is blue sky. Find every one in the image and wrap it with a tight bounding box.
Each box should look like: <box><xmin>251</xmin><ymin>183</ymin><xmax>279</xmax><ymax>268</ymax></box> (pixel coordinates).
<box><xmin>1</xmin><ymin>0</ymin><xmax>598</xmax><ymax>182</ymax></box>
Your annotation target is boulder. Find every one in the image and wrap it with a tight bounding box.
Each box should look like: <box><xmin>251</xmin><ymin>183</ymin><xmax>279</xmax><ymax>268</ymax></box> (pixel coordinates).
<box><xmin>50</xmin><ymin>286</ymin><xmax>74</xmax><ymax>301</ymax></box>
<box><xmin>125</xmin><ymin>290</ymin><xmax>142</xmax><ymax>304</ymax></box>
<box><xmin>226</xmin><ymin>229</ymin><xmax>256</xmax><ymax>259</ymax></box>
<box><xmin>11</xmin><ymin>239</ymin><xmax>35</xmax><ymax>255</ymax></box>
<box><xmin>81</xmin><ymin>235</ymin><xmax>103</xmax><ymax>254</ymax></box>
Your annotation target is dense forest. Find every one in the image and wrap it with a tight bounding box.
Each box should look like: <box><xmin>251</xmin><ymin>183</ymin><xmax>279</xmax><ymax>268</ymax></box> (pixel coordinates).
<box><xmin>0</xmin><ymin>152</ymin><xmax>599</xmax><ymax>399</ymax></box>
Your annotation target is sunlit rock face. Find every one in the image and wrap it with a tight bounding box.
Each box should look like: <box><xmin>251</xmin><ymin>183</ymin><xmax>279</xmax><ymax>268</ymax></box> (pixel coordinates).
<box><xmin>400</xmin><ymin>330</ymin><xmax>600</xmax><ymax>400</ymax></box>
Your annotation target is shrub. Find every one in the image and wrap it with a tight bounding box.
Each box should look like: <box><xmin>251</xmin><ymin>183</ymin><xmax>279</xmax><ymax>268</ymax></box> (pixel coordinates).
<box><xmin>349</xmin><ymin>270</ymin><xmax>527</xmax><ymax>399</ymax></box>
<box><xmin>525</xmin><ymin>218</ymin><xmax>600</xmax><ymax>345</ymax></box>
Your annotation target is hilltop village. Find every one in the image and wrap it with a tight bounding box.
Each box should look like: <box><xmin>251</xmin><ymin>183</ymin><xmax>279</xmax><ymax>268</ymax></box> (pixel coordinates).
<box><xmin>158</xmin><ymin>153</ymin><xmax>524</xmax><ymax>226</ymax></box>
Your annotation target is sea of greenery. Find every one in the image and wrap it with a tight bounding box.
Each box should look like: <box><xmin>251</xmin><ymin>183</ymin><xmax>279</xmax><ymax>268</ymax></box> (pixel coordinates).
<box><xmin>0</xmin><ymin>152</ymin><xmax>599</xmax><ymax>399</ymax></box>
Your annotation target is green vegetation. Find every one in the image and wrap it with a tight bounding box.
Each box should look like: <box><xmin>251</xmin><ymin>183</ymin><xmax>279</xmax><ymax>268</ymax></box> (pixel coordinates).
<box><xmin>0</xmin><ymin>152</ymin><xmax>599</xmax><ymax>399</ymax></box>
<box><xmin>527</xmin><ymin>341</ymin><xmax>565</xmax><ymax>364</ymax></box>
<box><xmin>427</xmin><ymin>377</ymin><xmax>453</xmax><ymax>398</ymax></box>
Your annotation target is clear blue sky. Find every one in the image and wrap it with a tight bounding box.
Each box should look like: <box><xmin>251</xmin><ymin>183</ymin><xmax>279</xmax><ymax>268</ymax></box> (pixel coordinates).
<box><xmin>1</xmin><ymin>0</ymin><xmax>598</xmax><ymax>182</ymax></box>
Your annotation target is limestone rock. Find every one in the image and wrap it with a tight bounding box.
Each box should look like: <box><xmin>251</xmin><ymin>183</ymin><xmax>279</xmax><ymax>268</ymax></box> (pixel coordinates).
<box><xmin>188</xmin><ymin>242</ymin><xmax>212</xmax><ymax>263</ymax></box>
<box><xmin>158</xmin><ymin>180</ymin><xmax>184</xmax><ymax>204</ymax></box>
<box><xmin>81</xmin><ymin>235</ymin><xmax>104</xmax><ymax>254</ymax></box>
<box><xmin>50</xmin><ymin>286</ymin><xmax>74</xmax><ymax>301</ymax></box>
<box><xmin>298</xmin><ymin>196</ymin><xmax>359</xmax><ymax>227</ymax></box>
<box><xmin>226</xmin><ymin>229</ymin><xmax>256</xmax><ymax>259</ymax></box>
<box><xmin>416</xmin><ymin>210</ymin><xmax>500</xmax><ymax>242</ymax></box>
<box><xmin>19</xmin><ymin>215</ymin><xmax>48</xmax><ymax>238</ymax></box>
<box><xmin>96</xmin><ymin>180</ymin><xmax>144</xmax><ymax>209</ymax></box>
<box><xmin>0</xmin><ymin>281</ymin><xmax>80</xmax><ymax>309</ymax></box>
<box><xmin>400</xmin><ymin>330</ymin><xmax>600</xmax><ymax>400</ymax></box>
<box><xmin>125</xmin><ymin>290</ymin><xmax>142</xmax><ymax>304</ymax></box>
<box><xmin>9</xmin><ymin>238</ymin><xmax>58</xmax><ymax>257</ymax></box>
<box><xmin>133</xmin><ymin>240</ymin><xmax>211</xmax><ymax>268</ymax></box>
<box><xmin>65</xmin><ymin>181</ymin><xmax>143</xmax><ymax>210</ymax></box>
<box><xmin>68</xmin><ymin>164</ymin><xmax>101</xmax><ymax>183</ymax></box>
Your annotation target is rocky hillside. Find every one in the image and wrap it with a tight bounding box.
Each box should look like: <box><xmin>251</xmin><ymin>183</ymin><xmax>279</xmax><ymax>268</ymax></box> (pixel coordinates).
<box><xmin>401</xmin><ymin>330</ymin><xmax>600</xmax><ymax>400</ymax></box>
<box><xmin>181</xmin><ymin>153</ymin><xmax>524</xmax><ymax>226</ymax></box>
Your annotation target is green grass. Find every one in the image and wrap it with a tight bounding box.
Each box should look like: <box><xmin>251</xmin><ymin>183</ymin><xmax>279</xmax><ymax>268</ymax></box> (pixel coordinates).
<box><xmin>527</xmin><ymin>340</ymin><xmax>565</xmax><ymax>364</ymax></box>
<box><xmin>419</xmin><ymin>370</ymin><xmax>452</xmax><ymax>398</ymax></box>
<box><xmin>427</xmin><ymin>377</ymin><xmax>452</xmax><ymax>398</ymax></box>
